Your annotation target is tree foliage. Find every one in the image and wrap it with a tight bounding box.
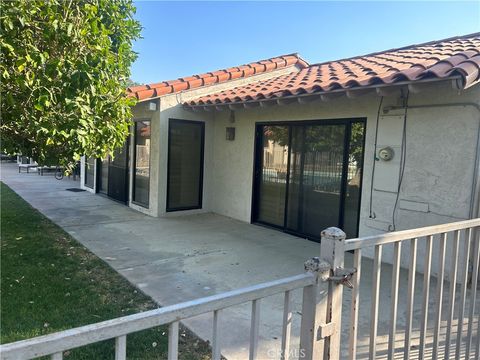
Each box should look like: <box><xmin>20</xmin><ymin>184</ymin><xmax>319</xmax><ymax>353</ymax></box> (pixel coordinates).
<box><xmin>265</xmin><ymin>122</ymin><xmax>365</xmax><ymax>165</ymax></box>
<box><xmin>1</xmin><ymin>0</ymin><xmax>141</xmax><ymax>169</ymax></box>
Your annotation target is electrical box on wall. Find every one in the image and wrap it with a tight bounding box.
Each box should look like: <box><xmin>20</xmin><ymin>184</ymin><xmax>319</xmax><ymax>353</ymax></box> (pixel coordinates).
<box><xmin>378</xmin><ymin>146</ymin><xmax>394</xmax><ymax>161</ymax></box>
<box><xmin>226</xmin><ymin>127</ymin><xmax>235</xmax><ymax>141</ymax></box>
<box><xmin>373</xmin><ymin>115</ymin><xmax>404</xmax><ymax>193</ymax></box>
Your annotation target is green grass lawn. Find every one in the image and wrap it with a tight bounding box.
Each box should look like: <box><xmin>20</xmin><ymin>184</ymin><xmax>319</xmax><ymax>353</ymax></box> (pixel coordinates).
<box><xmin>0</xmin><ymin>182</ymin><xmax>210</xmax><ymax>359</ymax></box>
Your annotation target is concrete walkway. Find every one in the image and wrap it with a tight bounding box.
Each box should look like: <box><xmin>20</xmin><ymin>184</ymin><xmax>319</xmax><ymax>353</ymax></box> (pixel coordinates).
<box><xmin>2</xmin><ymin>163</ymin><xmax>478</xmax><ymax>359</ymax></box>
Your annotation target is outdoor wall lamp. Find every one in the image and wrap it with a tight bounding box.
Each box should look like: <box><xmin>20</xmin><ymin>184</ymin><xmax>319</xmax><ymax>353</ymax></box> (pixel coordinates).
<box><xmin>147</xmin><ymin>101</ymin><xmax>157</xmax><ymax>111</ymax></box>
<box><xmin>226</xmin><ymin>127</ymin><xmax>235</xmax><ymax>141</ymax></box>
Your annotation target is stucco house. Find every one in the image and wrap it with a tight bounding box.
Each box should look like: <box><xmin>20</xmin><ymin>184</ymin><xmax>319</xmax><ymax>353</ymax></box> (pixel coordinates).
<box><xmin>80</xmin><ymin>32</ymin><xmax>480</xmax><ymax>256</ymax></box>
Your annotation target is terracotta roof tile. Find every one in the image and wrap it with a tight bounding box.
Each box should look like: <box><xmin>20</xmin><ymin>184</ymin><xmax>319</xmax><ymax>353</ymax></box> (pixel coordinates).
<box><xmin>187</xmin><ymin>33</ymin><xmax>480</xmax><ymax>107</ymax></box>
<box><xmin>127</xmin><ymin>54</ymin><xmax>308</xmax><ymax>101</ymax></box>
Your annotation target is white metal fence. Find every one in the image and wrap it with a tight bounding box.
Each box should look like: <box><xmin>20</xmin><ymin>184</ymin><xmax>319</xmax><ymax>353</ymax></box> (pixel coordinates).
<box><xmin>343</xmin><ymin>219</ymin><xmax>480</xmax><ymax>360</ymax></box>
<box><xmin>1</xmin><ymin>219</ymin><xmax>479</xmax><ymax>360</ymax></box>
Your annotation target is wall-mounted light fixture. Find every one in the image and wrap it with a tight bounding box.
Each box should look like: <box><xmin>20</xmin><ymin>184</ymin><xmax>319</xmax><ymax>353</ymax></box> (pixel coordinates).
<box><xmin>147</xmin><ymin>101</ymin><xmax>157</xmax><ymax>111</ymax></box>
<box><xmin>226</xmin><ymin>127</ymin><xmax>235</xmax><ymax>141</ymax></box>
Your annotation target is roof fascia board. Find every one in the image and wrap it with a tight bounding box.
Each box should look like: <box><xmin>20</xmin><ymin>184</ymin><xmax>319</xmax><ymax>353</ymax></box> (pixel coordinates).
<box><xmin>185</xmin><ymin>76</ymin><xmax>463</xmax><ymax>111</ymax></box>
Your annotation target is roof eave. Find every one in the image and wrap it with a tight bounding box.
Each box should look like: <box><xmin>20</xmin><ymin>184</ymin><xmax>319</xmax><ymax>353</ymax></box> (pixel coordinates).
<box><xmin>184</xmin><ymin>76</ymin><xmax>464</xmax><ymax>112</ymax></box>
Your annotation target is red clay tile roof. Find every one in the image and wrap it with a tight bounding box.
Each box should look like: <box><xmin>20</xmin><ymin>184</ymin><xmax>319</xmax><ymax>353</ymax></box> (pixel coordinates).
<box><xmin>127</xmin><ymin>54</ymin><xmax>308</xmax><ymax>101</ymax></box>
<box><xmin>187</xmin><ymin>33</ymin><xmax>480</xmax><ymax>107</ymax></box>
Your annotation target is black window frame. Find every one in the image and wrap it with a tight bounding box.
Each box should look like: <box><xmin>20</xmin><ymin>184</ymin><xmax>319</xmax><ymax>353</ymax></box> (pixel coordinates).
<box><xmin>132</xmin><ymin>119</ymin><xmax>152</xmax><ymax>208</ymax></box>
<box><xmin>84</xmin><ymin>157</ymin><xmax>95</xmax><ymax>189</ymax></box>
<box><xmin>251</xmin><ymin>118</ymin><xmax>367</xmax><ymax>241</ymax></box>
<box><xmin>166</xmin><ymin>118</ymin><xmax>205</xmax><ymax>212</ymax></box>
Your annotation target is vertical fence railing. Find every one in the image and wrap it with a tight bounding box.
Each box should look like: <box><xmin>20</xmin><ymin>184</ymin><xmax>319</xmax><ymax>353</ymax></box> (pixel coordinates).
<box><xmin>466</xmin><ymin>230</ymin><xmax>480</xmax><ymax>358</ymax></box>
<box><xmin>114</xmin><ymin>335</ymin><xmax>126</xmax><ymax>360</ymax></box>
<box><xmin>432</xmin><ymin>232</ymin><xmax>447</xmax><ymax>360</ymax></box>
<box><xmin>0</xmin><ymin>266</ymin><xmax>318</xmax><ymax>360</ymax></box>
<box><xmin>212</xmin><ymin>310</ymin><xmax>221</xmax><ymax>360</ymax></box>
<box><xmin>280</xmin><ymin>290</ymin><xmax>292</xmax><ymax>360</ymax></box>
<box><xmin>348</xmin><ymin>248</ymin><xmax>362</xmax><ymax>360</ymax></box>
<box><xmin>388</xmin><ymin>241</ymin><xmax>401</xmax><ymax>359</ymax></box>
<box><xmin>343</xmin><ymin>219</ymin><xmax>480</xmax><ymax>360</ymax></box>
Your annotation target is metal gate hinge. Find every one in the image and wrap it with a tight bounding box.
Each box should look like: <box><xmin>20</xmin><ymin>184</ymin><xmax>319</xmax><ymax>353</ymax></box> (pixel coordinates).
<box><xmin>317</xmin><ymin>322</ymin><xmax>335</xmax><ymax>340</ymax></box>
<box><xmin>328</xmin><ymin>267</ymin><xmax>357</xmax><ymax>289</ymax></box>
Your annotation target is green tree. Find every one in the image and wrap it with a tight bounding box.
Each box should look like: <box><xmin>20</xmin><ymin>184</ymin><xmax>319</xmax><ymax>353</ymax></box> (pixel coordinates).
<box><xmin>1</xmin><ymin>0</ymin><xmax>141</xmax><ymax>170</ymax></box>
<box><xmin>266</xmin><ymin>122</ymin><xmax>365</xmax><ymax>165</ymax></box>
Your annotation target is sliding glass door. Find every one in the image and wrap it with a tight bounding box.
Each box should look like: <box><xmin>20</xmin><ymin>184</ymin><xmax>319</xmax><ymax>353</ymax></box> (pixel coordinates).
<box><xmin>253</xmin><ymin>119</ymin><xmax>365</xmax><ymax>240</ymax></box>
<box><xmin>167</xmin><ymin>119</ymin><xmax>205</xmax><ymax>211</ymax></box>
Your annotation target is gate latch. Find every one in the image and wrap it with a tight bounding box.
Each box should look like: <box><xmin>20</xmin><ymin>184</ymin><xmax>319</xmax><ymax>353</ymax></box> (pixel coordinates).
<box><xmin>328</xmin><ymin>267</ymin><xmax>357</xmax><ymax>289</ymax></box>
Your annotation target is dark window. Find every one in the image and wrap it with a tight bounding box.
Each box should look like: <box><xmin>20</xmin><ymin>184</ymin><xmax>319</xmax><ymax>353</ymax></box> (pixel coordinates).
<box><xmin>84</xmin><ymin>157</ymin><xmax>95</xmax><ymax>188</ymax></box>
<box><xmin>98</xmin><ymin>158</ymin><xmax>109</xmax><ymax>195</ymax></box>
<box><xmin>253</xmin><ymin>119</ymin><xmax>366</xmax><ymax>240</ymax></box>
<box><xmin>167</xmin><ymin>119</ymin><xmax>204</xmax><ymax>211</ymax></box>
<box><xmin>342</xmin><ymin>122</ymin><xmax>365</xmax><ymax>238</ymax></box>
<box><xmin>132</xmin><ymin>120</ymin><xmax>151</xmax><ymax>207</ymax></box>
<box><xmin>107</xmin><ymin>141</ymin><xmax>129</xmax><ymax>204</ymax></box>
<box><xmin>256</xmin><ymin>125</ymin><xmax>288</xmax><ymax>226</ymax></box>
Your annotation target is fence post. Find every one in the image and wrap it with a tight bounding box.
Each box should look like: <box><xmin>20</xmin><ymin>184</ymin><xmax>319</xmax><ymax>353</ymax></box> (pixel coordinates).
<box><xmin>321</xmin><ymin>227</ymin><xmax>346</xmax><ymax>359</ymax></box>
<box><xmin>299</xmin><ymin>227</ymin><xmax>346</xmax><ymax>360</ymax></box>
<box><xmin>299</xmin><ymin>257</ymin><xmax>330</xmax><ymax>360</ymax></box>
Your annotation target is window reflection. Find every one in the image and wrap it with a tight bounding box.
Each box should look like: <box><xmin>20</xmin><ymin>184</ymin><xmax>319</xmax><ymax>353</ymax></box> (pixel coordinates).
<box><xmin>257</xmin><ymin>126</ymin><xmax>289</xmax><ymax>226</ymax></box>
<box><xmin>167</xmin><ymin>120</ymin><xmax>204</xmax><ymax>211</ymax></box>
<box><xmin>343</xmin><ymin>122</ymin><xmax>365</xmax><ymax>238</ymax></box>
<box><xmin>84</xmin><ymin>157</ymin><xmax>95</xmax><ymax>188</ymax></box>
<box><xmin>254</xmin><ymin>121</ymin><xmax>365</xmax><ymax>239</ymax></box>
<box><xmin>133</xmin><ymin>120</ymin><xmax>151</xmax><ymax>207</ymax></box>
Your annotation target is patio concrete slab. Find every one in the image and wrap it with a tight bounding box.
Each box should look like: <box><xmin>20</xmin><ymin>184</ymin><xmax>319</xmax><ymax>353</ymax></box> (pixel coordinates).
<box><xmin>1</xmin><ymin>163</ymin><xmax>478</xmax><ymax>359</ymax></box>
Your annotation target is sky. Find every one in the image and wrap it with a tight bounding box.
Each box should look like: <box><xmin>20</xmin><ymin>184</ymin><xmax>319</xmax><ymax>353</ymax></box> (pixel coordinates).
<box><xmin>130</xmin><ymin>1</ymin><xmax>480</xmax><ymax>84</ymax></box>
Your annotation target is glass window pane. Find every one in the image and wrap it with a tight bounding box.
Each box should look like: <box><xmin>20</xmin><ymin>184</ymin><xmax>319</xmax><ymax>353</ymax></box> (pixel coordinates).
<box><xmin>253</xmin><ymin>120</ymin><xmax>365</xmax><ymax>240</ymax></box>
<box><xmin>257</xmin><ymin>126</ymin><xmax>289</xmax><ymax>226</ymax></box>
<box><xmin>84</xmin><ymin>157</ymin><xmax>95</xmax><ymax>188</ymax></box>
<box><xmin>167</xmin><ymin>120</ymin><xmax>204</xmax><ymax>211</ymax></box>
<box><xmin>99</xmin><ymin>158</ymin><xmax>109</xmax><ymax>194</ymax></box>
<box><xmin>108</xmin><ymin>142</ymin><xmax>129</xmax><ymax>203</ymax></box>
<box><xmin>133</xmin><ymin>121</ymin><xmax>151</xmax><ymax>206</ymax></box>
<box><xmin>285</xmin><ymin>126</ymin><xmax>303</xmax><ymax>231</ymax></box>
<box><xmin>343</xmin><ymin>122</ymin><xmax>365</xmax><ymax>238</ymax></box>
<box><xmin>300</xmin><ymin>125</ymin><xmax>345</xmax><ymax>237</ymax></box>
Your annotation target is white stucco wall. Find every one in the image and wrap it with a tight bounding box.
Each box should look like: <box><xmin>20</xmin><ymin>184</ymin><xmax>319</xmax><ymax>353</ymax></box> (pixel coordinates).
<box><xmin>79</xmin><ymin>100</ymin><xmax>161</xmax><ymax>216</ymax></box>
<box><xmin>156</xmin><ymin>96</ymin><xmax>214</xmax><ymax>217</ymax></box>
<box><xmin>129</xmin><ymin>99</ymin><xmax>161</xmax><ymax>217</ymax></box>
<box><xmin>81</xmin><ymin>80</ymin><xmax>479</xmax><ymax>232</ymax></box>
<box><xmin>207</xmin><ymin>81</ymin><xmax>479</xmax><ymax>276</ymax></box>
<box><xmin>80</xmin><ymin>70</ymin><xmax>479</xmax><ymax>277</ymax></box>
<box><xmin>209</xmin><ymin>83</ymin><xmax>479</xmax><ymax>225</ymax></box>
<box><xmin>80</xmin><ymin>64</ymin><xmax>302</xmax><ymax>216</ymax></box>
<box><xmin>152</xmin><ymin>64</ymin><xmax>303</xmax><ymax>217</ymax></box>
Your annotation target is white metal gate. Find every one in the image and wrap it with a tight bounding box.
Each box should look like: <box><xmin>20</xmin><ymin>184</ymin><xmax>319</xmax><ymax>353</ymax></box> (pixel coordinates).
<box><xmin>319</xmin><ymin>219</ymin><xmax>480</xmax><ymax>360</ymax></box>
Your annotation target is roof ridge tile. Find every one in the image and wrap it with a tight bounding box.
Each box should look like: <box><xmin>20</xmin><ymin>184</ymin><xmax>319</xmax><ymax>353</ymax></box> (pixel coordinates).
<box><xmin>186</xmin><ymin>32</ymin><xmax>480</xmax><ymax>107</ymax></box>
<box><xmin>129</xmin><ymin>53</ymin><xmax>308</xmax><ymax>101</ymax></box>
